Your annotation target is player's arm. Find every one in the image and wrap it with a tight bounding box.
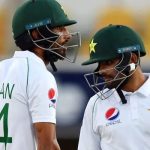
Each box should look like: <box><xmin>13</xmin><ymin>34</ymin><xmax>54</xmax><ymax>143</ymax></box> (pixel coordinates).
<box><xmin>34</xmin><ymin>122</ymin><xmax>61</xmax><ymax>150</ymax></box>
<box><xmin>27</xmin><ymin>71</ymin><xmax>60</xmax><ymax>150</ymax></box>
<box><xmin>78</xmin><ymin>99</ymin><xmax>102</xmax><ymax>150</ymax></box>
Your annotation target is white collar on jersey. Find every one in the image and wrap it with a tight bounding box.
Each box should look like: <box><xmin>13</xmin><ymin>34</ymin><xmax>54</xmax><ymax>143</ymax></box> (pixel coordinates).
<box><xmin>13</xmin><ymin>50</ymin><xmax>46</xmax><ymax>69</ymax></box>
<box><xmin>94</xmin><ymin>74</ymin><xmax>150</xmax><ymax>104</ymax></box>
<box><xmin>122</xmin><ymin>73</ymin><xmax>150</xmax><ymax>97</ymax></box>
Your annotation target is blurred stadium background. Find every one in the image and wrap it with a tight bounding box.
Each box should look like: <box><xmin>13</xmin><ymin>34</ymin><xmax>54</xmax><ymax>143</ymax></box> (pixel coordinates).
<box><xmin>0</xmin><ymin>0</ymin><xmax>150</xmax><ymax>149</ymax></box>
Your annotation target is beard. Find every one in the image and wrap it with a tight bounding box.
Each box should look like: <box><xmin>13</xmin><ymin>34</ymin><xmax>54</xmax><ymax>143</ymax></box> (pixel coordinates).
<box><xmin>104</xmin><ymin>79</ymin><xmax>124</xmax><ymax>89</ymax></box>
<box><xmin>34</xmin><ymin>39</ymin><xmax>65</xmax><ymax>62</ymax></box>
<box><xmin>54</xmin><ymin>47</ymin><xmax>67</xmax><ymax>59</ymax></box>
<box><xmin>43</xmin><ymin>47</ymin><xmax>67</xmax><ymax>63</ymax></box>
<box><xmin>102</xmin><ymin>73</ymin><xmax>128</xmax><ymax>90</ymax></box>
<box><xmin>44</xmin><ymin>50</ymin><xmax>59</xmax><ymax>62</ymax></box>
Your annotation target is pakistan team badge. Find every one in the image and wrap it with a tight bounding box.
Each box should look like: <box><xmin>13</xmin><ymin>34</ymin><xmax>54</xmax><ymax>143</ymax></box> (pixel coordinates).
<box><xmin>89</xmin><ymin>39</ymin><xmax>97</xmax><ymax>53</ymax></box>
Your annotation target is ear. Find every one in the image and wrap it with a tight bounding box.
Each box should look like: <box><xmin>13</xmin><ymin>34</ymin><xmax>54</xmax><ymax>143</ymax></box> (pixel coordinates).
<box><xmin>31</xmin><ymin>30</ymin><xmax>39</xmax><ymax>40</ymax></box>
<box><xmin>130</xmin><ymin>53</ymin><xmax>139</xmax><ymax>64</ymax></box>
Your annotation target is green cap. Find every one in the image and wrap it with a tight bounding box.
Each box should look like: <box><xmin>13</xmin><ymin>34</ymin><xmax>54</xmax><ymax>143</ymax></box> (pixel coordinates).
<box><xmin>12</xmin><ymin>0</ymin><xmax>77</xmax><ymax>39</ymax></box>
<box><xmin>82</xmin><ymin>25</ymin><xmax>146</xmax><ymax>65</ymax></box>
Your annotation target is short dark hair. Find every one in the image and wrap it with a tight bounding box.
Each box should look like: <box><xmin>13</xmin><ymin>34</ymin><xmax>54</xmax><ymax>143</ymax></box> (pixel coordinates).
<box><xmin>15</xmin><ymin>31</ymin><xmax>35</xmax><ymax>51</ymax></box>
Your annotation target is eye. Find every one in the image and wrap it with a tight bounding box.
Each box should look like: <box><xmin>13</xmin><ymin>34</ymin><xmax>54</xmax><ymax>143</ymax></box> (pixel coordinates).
<box><xmin>106</xmin><ymin>60</ymin><xmax>114</xmax><ymax>65</ymax></box>
<box><xmin>101</xmin><ymin>60</ymin><xmax>114</xmax><ymax>66</ymax></box>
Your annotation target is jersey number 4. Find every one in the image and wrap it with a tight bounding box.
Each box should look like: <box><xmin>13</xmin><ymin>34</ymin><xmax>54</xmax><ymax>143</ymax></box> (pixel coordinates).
<box><xmin>0</xmin><ymin>103</ymin><xmax>12</xmax><ymax>150</ymax></box>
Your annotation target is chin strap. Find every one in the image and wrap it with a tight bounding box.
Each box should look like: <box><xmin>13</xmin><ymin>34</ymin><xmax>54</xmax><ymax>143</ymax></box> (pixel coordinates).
<box><xmin>49</xmin><ymin>61</ymin><xmax>57</xmax><ymax>72</ymax></box>
<box><xmin>116</xmin><ymin>88</ymin><xmax>127</xmax><ymax>104</ymax></box>
<box><xmin>44</xmin><ymin>50</ymin><xmax>58</xmax><ymax>72</ymax></box>
<box><xmin>115</xmin><ymin>52</ymin><xmax>132</xmax><ymax>104</ymax></box>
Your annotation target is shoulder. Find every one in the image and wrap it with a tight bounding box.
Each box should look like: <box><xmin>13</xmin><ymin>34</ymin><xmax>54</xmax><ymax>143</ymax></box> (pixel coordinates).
<box><xmin>25</xmin><ymin>58</ymin><xmax>57</xmax><ymax>89</ymax></box>
<box><xmin>42</xmin><ymin>71</ymin><xmax>57</xmax><ymax>87</ymax></box>
<box><xmin>27</xmin><ymin>60</ymin><xmax>56</xmax><ymax>83</ymax></box>
<box><xmin>28</xmin><ymin>67</ymin><xmax>57</xmax><ymax>88</ymax></box>
<box><xmin>87</xmin><ymin>91</ymin><xmax>111</xmax><ymax>109</ymax></box>
<box><xmin>0</xmin><ymin>56</ymin><xmax>27</xmax><ymax>67</ymax></box>
<box><xmin>144</xmin><ymin>73</ymin><xmax>150</xmax><ymax>77</ymax></box>
<box><xmin>0</xmin><ymin>57</ymin><xmax>30</xmax><ymax>78</ymax></box>
<box><xmin>84</xmin><ymin>94</ymin><xmax>100</xmax><ymax>117</ymax></box>
<box><xmin>88</xmin><ymin>94</ymin><xmax>99</xmax><ymax>108</ymax></box>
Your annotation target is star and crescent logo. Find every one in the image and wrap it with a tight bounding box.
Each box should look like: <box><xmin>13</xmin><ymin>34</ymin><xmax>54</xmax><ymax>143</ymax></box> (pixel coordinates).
<box><xmin>89</xmin><ymin>39</ymin><xmax>97</xmax><ymax>54</ymax></box>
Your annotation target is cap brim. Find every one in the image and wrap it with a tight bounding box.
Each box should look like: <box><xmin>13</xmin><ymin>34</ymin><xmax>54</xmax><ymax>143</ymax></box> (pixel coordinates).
<box><xmin>63</xmin><ymin>20</ymin><xmax>77</xmax><ymax>26</ymax></box>
<box><xmin>82</xmin><ymin>54</ymin><xmax>122</xmax><ymax>65</ymax></box>
<box><xmin>52</xmin><ymin>20</ymin><xmax>77</xmax><ymax>27</ymax></box>
<box><xmin>82</xmin><ymin>58</ymin><xmax>100</xmax><ymax>65</ymax></box>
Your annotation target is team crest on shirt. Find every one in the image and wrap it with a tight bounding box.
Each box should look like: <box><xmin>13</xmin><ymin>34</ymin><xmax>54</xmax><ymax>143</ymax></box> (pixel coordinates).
<box><xmin>48</xmin><ymin>88</ymin><xmax>56</xmax><ymax>108</ymax></box>
<box><xmin>105</xmin><ymin>107</ymin><xmax>121</xmax><ymax>126</ymax></box>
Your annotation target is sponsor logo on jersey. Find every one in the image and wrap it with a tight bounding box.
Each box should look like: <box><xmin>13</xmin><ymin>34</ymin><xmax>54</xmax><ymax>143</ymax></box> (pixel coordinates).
<box><xmin>105</xmin><ymin>107</ymin><xmax>120</xmax><ymax>121</ymax></box>
<box><xmin>105</xmin><ymin>107</ymin><xmax>121</xmax><ymax>126</ymax></box>
<box><xmin>48</xmin><ymin>88</ymin><xmax>56</xmax><ymax>109</ymax></box>
<box><xmin>48</xmin><ymin>88</ymin><xmax>56</xmax><ymax>104</ymax></box>
<box><xmin>49</xmin><ymin>103</ymin><xmax>56</xmax><ymax>109</ymax></box>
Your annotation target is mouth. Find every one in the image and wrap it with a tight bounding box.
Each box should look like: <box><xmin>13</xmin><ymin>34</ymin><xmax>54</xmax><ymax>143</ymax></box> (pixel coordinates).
<box><xmin>53</xmin><ymin>47</ymin><xmax>66</xmax><ymax>60</ymax></box>
<box><xmin>102</xmin><ymin>75</ymin><xmax>113</xmax><ymax>82</ymax></box>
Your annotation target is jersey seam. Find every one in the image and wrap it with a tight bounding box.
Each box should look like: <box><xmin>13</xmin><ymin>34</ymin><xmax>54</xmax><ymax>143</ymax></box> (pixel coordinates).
<box><xmin>92</xmin><ymin>96</ymin><xmax>101</xmax><ymax>134</ymax></box>
<box><xmin>92</xmin><ymin>96</ymin><xmax>102</xmax><ymax>147</ymax></box>
<box><xmin>26</xmin><ymin>57</ymin><xmax>29</xmax><ymax>99</ymax></box>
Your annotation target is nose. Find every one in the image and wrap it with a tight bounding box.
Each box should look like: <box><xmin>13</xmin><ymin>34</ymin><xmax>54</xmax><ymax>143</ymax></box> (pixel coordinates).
<box><xmin>98</xmin><ymin>63</ymin><xmax>110</xmax><ymax>77</ymax></box>
<box><xmin>63</xmin><ymin>28</ymin><xmax>72</xmax><ymax>42</ymax></box>
<box><xmin>99</xmin><ymin>63</ymin><xmax>107</xmax><ymax>71</ymax></box>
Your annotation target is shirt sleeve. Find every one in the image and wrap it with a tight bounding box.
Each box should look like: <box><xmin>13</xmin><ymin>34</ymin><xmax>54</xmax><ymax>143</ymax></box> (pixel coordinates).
<box><xmin>27</xmin><ymin>71</ymin><xmax>58</xmax><ymax>124</ymax></box>
<box><xmin>78</xmin><ymin>98</ymin><xmax>102</xmax><ymax>150</ymax></box>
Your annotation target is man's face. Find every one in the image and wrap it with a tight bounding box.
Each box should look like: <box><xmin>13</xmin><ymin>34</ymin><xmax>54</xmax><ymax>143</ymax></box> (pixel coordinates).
<box><xmin>97</xmin><ymin>57</ymin><xmax>126</xmax><ymax>89</ymax></box>
<box><xmin>50</xmin><ymin>26</ymin><xmax>72</xmax><ymax>60</ymax></box>
<box><xmin>31</xmin><ymin>26</ymin><xmax>72</xmax><ymax>62</ymax></box>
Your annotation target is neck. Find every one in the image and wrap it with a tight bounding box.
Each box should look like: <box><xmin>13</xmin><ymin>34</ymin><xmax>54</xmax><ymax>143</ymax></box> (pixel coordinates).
<box><xmin>33</xmin><ymin>47</ymin><xmax>49</xmax><ymax>65</ymax></box>
<box><xmin>122</xmin><ymin>66</ymin><xmax>147</xmax><ymax>92</ymax></box>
